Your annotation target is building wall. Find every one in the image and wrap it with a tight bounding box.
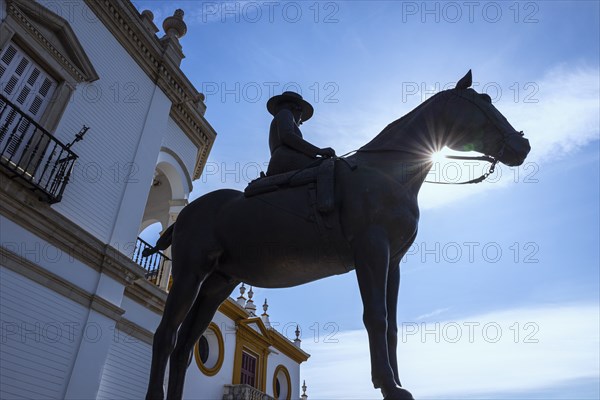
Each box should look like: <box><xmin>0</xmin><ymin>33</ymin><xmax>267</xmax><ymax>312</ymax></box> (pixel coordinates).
<box><xmin>41</xmin><ymin>0</ymin><xmax>168</xmax><ymax>247</ymax></box>
<box><xmin>0</xmin><ymin>266</ymin><xmax>88</xmax><ymax>399</ymax></box>
<box><xmin>0</xmin><ymin>212</ymin><xmax>168</xmax><ymax>399</ymax></box>
<box><xmin>96</xmin><ymin>328</ymin><xmax>152</xmax><ymax>400</ymax></box>
<box><xmin>266</xmin><ymin>345</ymin><xmax>302</xmax><ymax>399</ymax></box>
<box><xmin>0</xmin><ymin>214</ymin><xmax>100</xmax><ymax>294</ymax></box>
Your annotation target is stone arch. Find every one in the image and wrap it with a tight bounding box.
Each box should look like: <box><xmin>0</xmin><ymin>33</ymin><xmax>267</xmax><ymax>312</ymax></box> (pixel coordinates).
<box><xmin>138</xmin><ymin>149</ymin><xmax>191</xmax><ymax>233</ymax></box>
<box><xmin>156</xmin><ymin>147</ymin><xmax>192</xmax><ymax>200</ymax></box>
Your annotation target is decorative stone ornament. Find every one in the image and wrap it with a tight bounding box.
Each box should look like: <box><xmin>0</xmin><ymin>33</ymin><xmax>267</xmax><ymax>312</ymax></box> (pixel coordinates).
<box><xmin>245</xmin><ymin>287</ymin><xmax>257</xmax><ymax>316</ymax></box>
<box><xmin>261</xmin><ymin>299</ymin><xmax>271</xmax><ymax>328</ymax></box>
<box><xmin>162</xmin><ymin>9</ymin><xmax>187</xmax><ymax>39</ymax></box>
<box><xmin>293</xmin><ymin>325</ymin><xmax>302</xmax><ymax>348</ymax></box>
<box><xmin>236</xmin><ymin>283</ymin><xmax>247</xmax><ymax>307</ymax></box>
<box><xmin>301</xmin><ymin>380</ymin><xmax>308</xmax><ymax>400</ymax></box>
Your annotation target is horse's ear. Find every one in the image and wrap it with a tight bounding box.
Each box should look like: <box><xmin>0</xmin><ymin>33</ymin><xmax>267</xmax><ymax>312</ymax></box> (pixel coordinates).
<box><xmin>455</xmin><ymin>70</ymin><xmax>472</xmax><ymax>89</ymax></box>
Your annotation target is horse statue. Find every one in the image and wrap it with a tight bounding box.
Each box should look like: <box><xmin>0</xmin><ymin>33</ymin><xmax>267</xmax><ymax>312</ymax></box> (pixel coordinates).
<box><xmin>144</xmin><ymin>70</ymin><xmax>531</xmax><ymax>400</ymax></box>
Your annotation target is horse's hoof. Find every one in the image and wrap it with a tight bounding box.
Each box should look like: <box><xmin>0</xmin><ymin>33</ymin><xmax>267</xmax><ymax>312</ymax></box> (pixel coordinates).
<box><xmin>382</xmin><ymin>385</ymin><xmax>414</xmax><ymax>400</ymax></box>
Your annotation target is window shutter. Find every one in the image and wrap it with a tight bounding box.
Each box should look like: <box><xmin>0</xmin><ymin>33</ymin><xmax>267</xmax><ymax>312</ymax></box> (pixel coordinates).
<box><xmin>240</xmin><ymin>351</ymin><xmax>257</xmax><ymax>387</ymax></box>
<box><xmin>0</xmin><ymin>43</ymin><xmax>57</xmax><ymax>122</ymax></box>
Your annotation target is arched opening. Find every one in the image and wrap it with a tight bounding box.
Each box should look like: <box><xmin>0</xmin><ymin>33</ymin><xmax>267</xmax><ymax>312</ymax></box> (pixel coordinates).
<box><xmin>135</xmin><ymin>151</ymin><xmax>190</xmax><ymax>290</ymax></box>
<box><xmin>133</xmin><ymin>222</ymin><xmax>169</xmax><ymax>286</ymax></box>
<box><xmin>139</xmin><ymin>169</ymin><xmax>173</xmax><ymax>232</ymax></box>
<box><xmin>139</xmin><ymin>222</ymin><xmax>162</xmax><ymax>246</ymax></box>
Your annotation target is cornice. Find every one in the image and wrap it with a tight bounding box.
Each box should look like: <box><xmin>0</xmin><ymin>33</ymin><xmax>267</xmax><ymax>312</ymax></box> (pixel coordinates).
<box><xmin>0</xmin><ymin>246</ymin><xmax>126</xmax><ymax>322</ymax></box>
<box><xmin>268</xmin><ymin>329</ymin><xmax>310</xmax><ymax>364</ymax></box>
<box><xmin>0</xmin><ymin>169</ymin><xmax>145</xmax><ymax>287</ymax></box>
<box><xmin>116</xmin><ymin>318</ymin><xmax>155</xmax><ymax>345</ymax></box>
<box><xmin>124</xmin><ymin>277</ymin><xmax>167</xmax><ymax>315</ymax></box>
<box><xmin>219</xmin><ymin>297</ymin><xmax>251</xmax><ymax>321</ymax></box>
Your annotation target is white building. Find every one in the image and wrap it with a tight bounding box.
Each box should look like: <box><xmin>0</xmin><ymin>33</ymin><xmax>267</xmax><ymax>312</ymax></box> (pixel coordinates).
<box><xmin>0</xmin><ymin>0</ymin><xmax>309</xmax><ymax>398</ymax></box>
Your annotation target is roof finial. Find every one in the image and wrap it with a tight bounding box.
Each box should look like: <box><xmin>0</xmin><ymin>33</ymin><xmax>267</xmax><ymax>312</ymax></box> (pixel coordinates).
<box><xmin>245</xmin><ymin>286</ymin><xmax>256</xmax><ymax>316</ymax></box>
<box><xmin>293</xmin><ymin>324</ymin><xmax>302</xmax><ymax>347</ymax></box>
<box><xmin>301</xmin><ymin>380</ymin><xmax>308</xmax><ymax>400</ymax></box>
<box><xmin>162</xmin><ymin>9</ymin><xmax>187</xmax><ymax>39</ymax></box>
<box><xmin>236</xmin><ymin>283</ymin><xmax>247</xmax><ymax>307</ymax></box>
<box><xmin>261</xmin><ymin>299</ymin><xmax>271</xmax><ymax>328</ymax></box>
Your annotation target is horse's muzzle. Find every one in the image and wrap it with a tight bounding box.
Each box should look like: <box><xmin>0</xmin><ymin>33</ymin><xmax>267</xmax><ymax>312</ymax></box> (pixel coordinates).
<box><xmin>500</xmin><ymin>135</ymin><xmax>531</xmax><ymax>166</ymax></box>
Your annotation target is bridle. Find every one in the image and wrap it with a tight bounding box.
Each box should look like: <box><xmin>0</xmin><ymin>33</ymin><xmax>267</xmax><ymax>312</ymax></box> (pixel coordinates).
<box><xmin>425</xmin><ymin>89</ymin><xmax>524</xmax><ymax>185</ymax></box>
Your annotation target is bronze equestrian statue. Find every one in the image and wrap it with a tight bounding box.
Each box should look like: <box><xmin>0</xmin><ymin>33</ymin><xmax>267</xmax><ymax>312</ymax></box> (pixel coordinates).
<box><xmin>144</xmin><ymin>71</ymin><xmax>531</xmax><ymax>400</ymax></box>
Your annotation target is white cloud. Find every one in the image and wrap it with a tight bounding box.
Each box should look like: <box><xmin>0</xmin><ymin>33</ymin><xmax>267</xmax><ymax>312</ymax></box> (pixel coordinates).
<box><xmin>301</xmin><ymin>303</ymin><xmax>600</xmax><ymax>399</ymax></box>
<box><xmin>416</xmin><ymin>307</ymin><xmax>451</xmax><ymax>320</ymax></box>
<box><xmin>505</xmin><ymin>65</ymin><xmax>600</xmax><ymax>162</ymax></box>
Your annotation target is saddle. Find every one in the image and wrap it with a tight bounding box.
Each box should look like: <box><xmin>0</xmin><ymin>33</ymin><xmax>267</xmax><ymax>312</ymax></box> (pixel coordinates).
<box><xmin>244</xmin><ymin>158</ymin><xmax>356</xmax><ymax>269</ymax></box>
<box><xmin>244</xmin><ymin>158</ymin><xmax>336</xmax><ymax>213</ymax></box>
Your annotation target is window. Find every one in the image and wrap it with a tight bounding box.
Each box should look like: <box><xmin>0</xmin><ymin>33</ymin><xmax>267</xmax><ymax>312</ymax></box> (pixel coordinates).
<box><xmin>1</xmin><ymin>43</ymin><xmax>58</xmax><ymax>165</ymax></box>
<box><xmin>232</xmin><ymin>318</ymin><xmax>271</xmax><ymax>392</ymax></box>
<box><xmin>272</xmin><ymin>365</ymin><xmax>291</xmax><ymax>400</ymax></box>
<box><xmin>240</xmin><ymin>351</ymin><xmax>257</xmax><ymax>387</ymax></box>
<box><xmin>0</xmin><ymin>42</ymin><xmax>57</xmax><ymax>122</ymax></box>
<box><xmin>0</xmin><ymin>0</ymin><xmax>97</xmax><ymax>202</ymax></box>
<box><xmin>194</xmin><ymin>322</ymin><xmax>224</xmax><ymax>376</ymax></box>
<box><xmin>0</xmin><ymin>0</ymin><xmax>98</xmax><ymax>132</ymax></box>
<box><xmin>197</xmin><ymin>335</ymin><xmax>209</xmax><ymax>363</ymax></box>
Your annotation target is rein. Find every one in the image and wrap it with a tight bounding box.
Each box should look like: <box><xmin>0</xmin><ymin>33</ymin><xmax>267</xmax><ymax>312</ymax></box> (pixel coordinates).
<box><xmin>341</xmin><ymin>149</ymin><xmax>500</xmax><ymax>185</ymax></box>
<box><xmin>424</xmin><ymin>154</ymin><xmax>499</xmax><ymax>185</ymax></box>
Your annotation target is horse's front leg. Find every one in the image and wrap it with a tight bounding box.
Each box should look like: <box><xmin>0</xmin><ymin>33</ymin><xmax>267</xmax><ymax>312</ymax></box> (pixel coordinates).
<box><xmin>353</xmin><ymin>226</ymin><xmax>413</xmax><ymax>400</ymax></box>
<box><xmin>386</xmin><ymin>231</ymin><xmax>418</xmax><ymax>389</ymax></box>
<box><xmin>386</xmin><ymin>258</ymin><xmax>402</xmax><ymax>387</ymax></box>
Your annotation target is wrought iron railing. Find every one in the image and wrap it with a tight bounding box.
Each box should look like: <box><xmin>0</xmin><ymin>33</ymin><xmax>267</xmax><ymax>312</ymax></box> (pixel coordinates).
<box><xmin>132</xmin><ymin>236</ymin><xmax>170</xmax><ymax>284</ymax></box>
<box><xmin>0</xmin><ymin>94</ymin><xmax>77</xmax><ymax>203</ymax></box>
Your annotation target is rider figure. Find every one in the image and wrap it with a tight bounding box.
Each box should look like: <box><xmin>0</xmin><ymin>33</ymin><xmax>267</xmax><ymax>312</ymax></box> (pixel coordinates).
<box><xmin>266</xmin><ymin>91</ymin><xmax>335</xmax><ymax>176</ymax></box>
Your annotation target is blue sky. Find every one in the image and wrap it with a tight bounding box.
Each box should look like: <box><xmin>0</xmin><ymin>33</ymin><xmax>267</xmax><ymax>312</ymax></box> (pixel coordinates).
<box><xmin>134</xmin><ymin>1</ymin><xmax>599</xmax><ymax>398</ymax></box>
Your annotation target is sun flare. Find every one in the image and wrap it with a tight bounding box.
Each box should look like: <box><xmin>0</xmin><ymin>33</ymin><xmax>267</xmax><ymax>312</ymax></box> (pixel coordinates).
<box><xmin>430</xmin><ymin>147</ymin><xmax>453</xmax><ymax>163</ymax></box>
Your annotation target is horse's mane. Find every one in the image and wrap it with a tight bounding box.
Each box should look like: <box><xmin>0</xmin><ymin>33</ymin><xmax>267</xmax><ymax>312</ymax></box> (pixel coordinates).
<box><xmin>359</xmin><ymin>90</ymin><xmax>452</xmax><ymax>154</ymax></box>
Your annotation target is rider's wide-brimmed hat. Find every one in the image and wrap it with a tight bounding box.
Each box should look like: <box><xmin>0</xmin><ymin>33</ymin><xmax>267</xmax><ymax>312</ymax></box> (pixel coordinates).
<box><xmin>267</xmin><ymin>91</ymin><xmax>314</xmax><ymax>121</ymax></box>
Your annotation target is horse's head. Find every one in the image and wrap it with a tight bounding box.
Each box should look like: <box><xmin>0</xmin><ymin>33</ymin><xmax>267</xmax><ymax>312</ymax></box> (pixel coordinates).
<box><xmin>443</xmin><ymin>70</ymin><xmax>531</xmax><ymax>166</ymax></box>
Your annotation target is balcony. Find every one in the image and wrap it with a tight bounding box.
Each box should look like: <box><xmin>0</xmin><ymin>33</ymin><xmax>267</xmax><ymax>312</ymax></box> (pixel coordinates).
<box><xmin>132</xmin><ymin>236</ymin><xmax>171</xmax><ymax>287</ymax></box>
<box><xmin>0</xmin><ymin>94</ymin><xmax>77</xmax><ymax>204</ymax></box>
<box><xmin>223</xmin><ymin>384</ymin><xmax>274</xmax><ymax>400</ymax></box>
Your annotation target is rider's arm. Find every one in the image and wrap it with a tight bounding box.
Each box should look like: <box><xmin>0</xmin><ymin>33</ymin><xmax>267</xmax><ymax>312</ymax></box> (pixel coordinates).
<box><xmin>274</xmin><ymin>109</ymin><xmax>321</xmax><ymax>157</ymax></box>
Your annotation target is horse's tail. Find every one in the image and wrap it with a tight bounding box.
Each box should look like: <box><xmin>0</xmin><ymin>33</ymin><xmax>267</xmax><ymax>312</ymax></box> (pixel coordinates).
<box><xmin>142</xmin><ymin>224</ymin><xmax>174</xmax><ymax>258</ymax></box>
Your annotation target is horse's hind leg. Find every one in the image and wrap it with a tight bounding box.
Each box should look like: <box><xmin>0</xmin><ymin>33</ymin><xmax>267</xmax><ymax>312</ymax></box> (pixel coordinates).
<box><xmin>167</xmin><ymin>272</ymin><xmax>239</xmax><ymax>400</ymax></box>
<box><xmin>145</xmin><ymin>253</ymin><xmax>216</xmax><ymax>400</ymax></box>
<box><xmin>145</xmin><ymin>274</ymin><xmax>202</xmax><ymax>399</ymax></box>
